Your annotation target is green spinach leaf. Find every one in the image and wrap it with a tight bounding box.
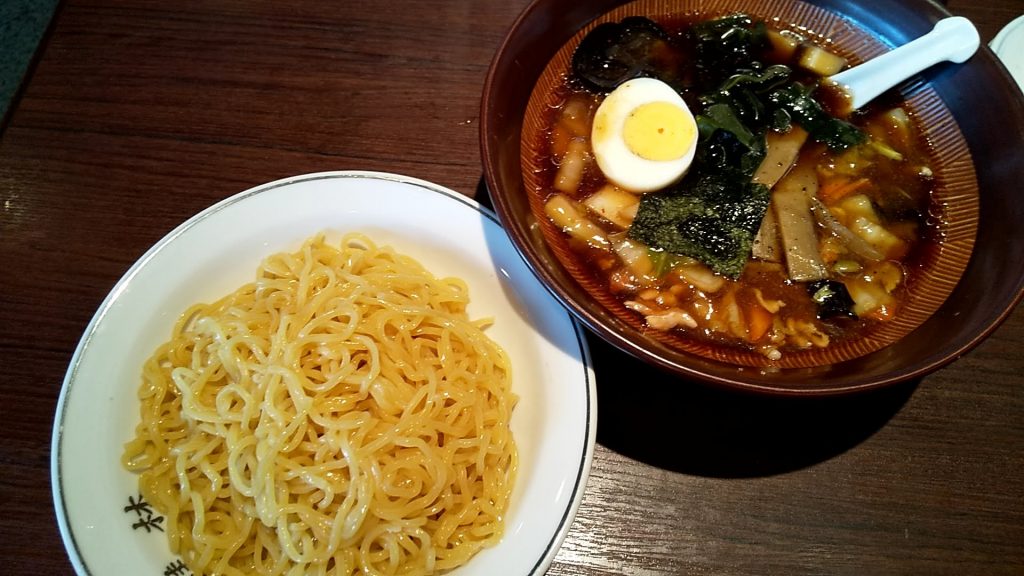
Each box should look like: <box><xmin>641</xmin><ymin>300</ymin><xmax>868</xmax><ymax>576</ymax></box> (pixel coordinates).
<box><xmin>769</xmin><ymin>83</ymin><xmax>866</xmax><ymax>150</ymax></box>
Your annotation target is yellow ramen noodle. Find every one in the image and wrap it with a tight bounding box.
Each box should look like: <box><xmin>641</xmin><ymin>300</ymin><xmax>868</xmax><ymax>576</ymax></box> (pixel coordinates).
<box><xmin>122</xmin><ymin>233</ymin><xmax>518</xmax><ymax>576</ymax></box>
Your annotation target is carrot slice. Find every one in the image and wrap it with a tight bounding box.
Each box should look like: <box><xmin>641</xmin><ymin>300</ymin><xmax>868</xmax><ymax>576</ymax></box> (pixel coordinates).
<box><xmin>746</xmin><ymin>301</ymin><xmax>774</xmax><ymax>343</ymax></box>
<box><xmin>818</xmin><ymin>177</ymin><xmax>871</xmax><ymax>205</ymax></box>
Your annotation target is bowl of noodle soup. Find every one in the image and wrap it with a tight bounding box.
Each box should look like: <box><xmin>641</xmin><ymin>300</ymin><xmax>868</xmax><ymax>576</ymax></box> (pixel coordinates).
<box><xmin>480</xmin><ymin>0</ymin><xmax>1024</xmax><ymax>394</ymax></box>
<box><xmin>51</xmin><ymin>171</ymin><xmax>597</xmax><ymax>575</ymax></box>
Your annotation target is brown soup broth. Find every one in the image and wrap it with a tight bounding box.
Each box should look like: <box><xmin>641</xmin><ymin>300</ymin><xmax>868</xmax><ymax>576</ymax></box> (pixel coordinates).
<box><xmin>531</xmin><ymin>14</ymin><xmax>940</xmax><ymax>361</ymax></box>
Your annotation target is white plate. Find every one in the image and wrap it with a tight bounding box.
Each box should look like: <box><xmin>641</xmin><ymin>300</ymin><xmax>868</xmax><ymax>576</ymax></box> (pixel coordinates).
<box><xmin>51</xmin><ymin>171</ymin><xmax>597</xmax><ymax>575</ymax></box>
<box><xmin>991</xmin><ymin>14</ymin><xmax>1024</xmax><ymax>91</ymax></box>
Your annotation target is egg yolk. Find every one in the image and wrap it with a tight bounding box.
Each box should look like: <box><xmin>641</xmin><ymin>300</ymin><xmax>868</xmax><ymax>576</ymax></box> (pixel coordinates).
<box><xmin>622</xmin><ymin>101</ymin><xmax>695</xmax><ymax>161</ymax></box>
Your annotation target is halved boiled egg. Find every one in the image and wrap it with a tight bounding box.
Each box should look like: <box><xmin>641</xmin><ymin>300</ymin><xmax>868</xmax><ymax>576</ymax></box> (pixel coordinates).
<box><xmin>591</xmin><ymin>77</ymin><xmax>698</xmax><ymax>193</ymax></box>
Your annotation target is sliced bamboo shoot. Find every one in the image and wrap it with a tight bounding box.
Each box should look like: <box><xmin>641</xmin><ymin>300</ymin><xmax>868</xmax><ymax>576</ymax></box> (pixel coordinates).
<box><xmin>751</xmin><ymin>126</ymin><xmax>809</xmax><ymax>262</ymax></box>
<box><xmin>773</xmin><ymin>164</ymin><xmax>829</xmax><ymax>281</ymax></box>
<box><xmin>752</xmin><ymin>206</ymin><xmax>782</xmax><ymax>261</ymax></box>
<box><xmin>753</xmin><ymin>126</ymin><xmax>809</xmax><ymax>188</ymax></box>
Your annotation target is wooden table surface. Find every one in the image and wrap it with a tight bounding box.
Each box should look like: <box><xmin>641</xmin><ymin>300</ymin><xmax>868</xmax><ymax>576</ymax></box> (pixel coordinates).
<box><xmin>2</xmin><ymin>0</ymin><xmax>1022</xmax><ymax>574</ymax></box>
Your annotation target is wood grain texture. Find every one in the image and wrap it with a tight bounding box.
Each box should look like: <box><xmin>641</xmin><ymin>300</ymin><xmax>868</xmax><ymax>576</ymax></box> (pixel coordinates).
<box><xmin>1</xmin><ymin>0</ymin><xmax>1022</xmax><ymax>574</ymax></box>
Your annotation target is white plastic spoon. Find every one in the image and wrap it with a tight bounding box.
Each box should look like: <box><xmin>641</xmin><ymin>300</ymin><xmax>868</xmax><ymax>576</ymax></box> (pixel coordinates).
<box><xmin>829</xmin><ymin>16</ymin><xmax>980</xmax><ymax>111</ymax></box>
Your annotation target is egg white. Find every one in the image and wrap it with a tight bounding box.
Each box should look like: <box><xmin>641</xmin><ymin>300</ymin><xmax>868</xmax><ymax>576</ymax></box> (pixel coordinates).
<box><xmin>591</xmin><ymin>77</ymin><xmax>698</xmax><ymax>193</ymax></box>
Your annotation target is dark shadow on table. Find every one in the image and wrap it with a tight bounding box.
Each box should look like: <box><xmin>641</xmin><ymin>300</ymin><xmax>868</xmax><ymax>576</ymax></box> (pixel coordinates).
<box><xmin>474</xmin><ymin>179</ymin><xmax>495</xmax><ymax>210</ymax></box>
<box><xmin>586</xmin><ymin>331</ymin><xmax>918</xmax><ymax>478</ymax></box>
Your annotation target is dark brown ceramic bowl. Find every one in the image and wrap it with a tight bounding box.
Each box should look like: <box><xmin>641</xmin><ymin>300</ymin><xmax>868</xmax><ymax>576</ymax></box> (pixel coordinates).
<box><xmin>480</xmin><ymin>0</ymin><xmax>1024</xmax><ymax>395</ymax></box>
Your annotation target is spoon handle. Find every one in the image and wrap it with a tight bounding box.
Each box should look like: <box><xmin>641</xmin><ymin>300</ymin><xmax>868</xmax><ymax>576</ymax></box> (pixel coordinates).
<box><xmin>830</xmin><ymin>16</ymin><xmax>980</xmax><ymax>110</ymax></box>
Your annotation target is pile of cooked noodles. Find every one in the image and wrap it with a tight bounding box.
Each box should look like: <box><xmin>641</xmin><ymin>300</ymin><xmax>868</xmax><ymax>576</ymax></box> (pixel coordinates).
<box><xmin>122</xmin><ymin>233</ymin><xmax>517</xmax><ymax>576</ymax></box>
